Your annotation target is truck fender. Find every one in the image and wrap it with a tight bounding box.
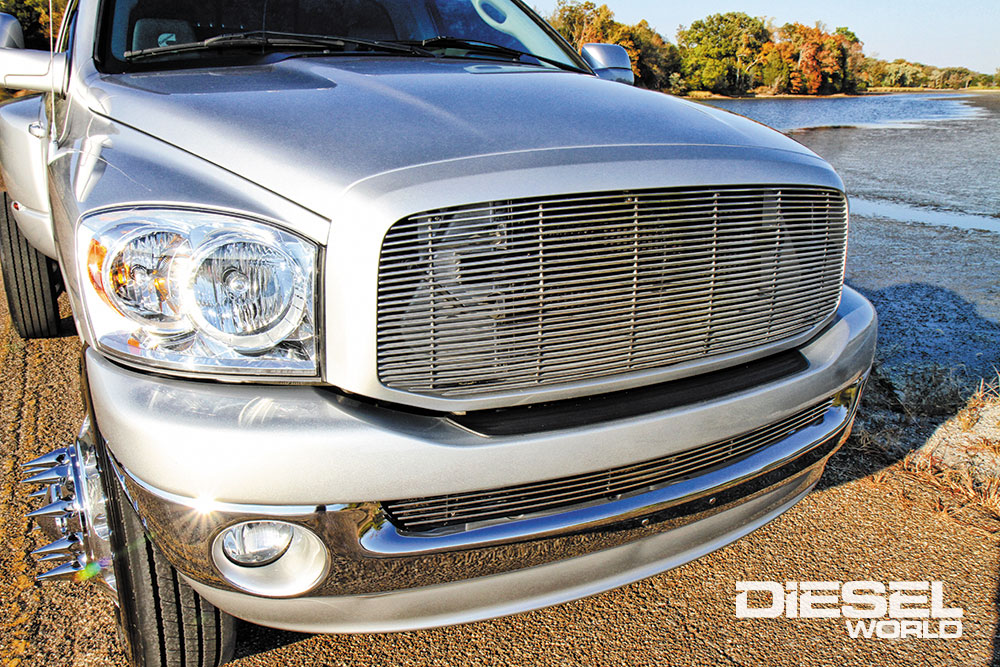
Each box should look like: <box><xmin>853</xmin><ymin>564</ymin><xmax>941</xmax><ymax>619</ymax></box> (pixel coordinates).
<box><xmin>0</xmin><ymin>94</ymin><xmax>56</xmax><ymax>258</ymax></box>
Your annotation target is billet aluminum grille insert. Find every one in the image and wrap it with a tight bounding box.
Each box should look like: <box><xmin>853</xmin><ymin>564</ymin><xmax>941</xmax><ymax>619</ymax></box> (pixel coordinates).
<box><xmin>377</xmin><ymin>186</ymin><xmax>848</xmax><ymax>398</ymax></box>
<box><xmin>382</xmin><ymin>398</ymin><xmax>835</xmax><ymax>532</ymax></box>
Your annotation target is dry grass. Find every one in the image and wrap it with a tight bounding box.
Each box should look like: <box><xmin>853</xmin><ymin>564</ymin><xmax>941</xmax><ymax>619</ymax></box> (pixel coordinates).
<box><xmin>894</xmin><ymin>376</ymin><xmax>1000</xmax><ymax>530</ymax></box>
<box><xmin>955</xmin><ymin>373</ymin><xmax>1000</xmax><ymax>431</ymax></box>
<box><xmin>901</xmin><ymin>452</ymin><xmax>1000</xmax><ymax>524</ymax></box>
<box><xmin>974</xmin><ymin>435</ymin><xmax>1000</xmax><ymax>458</ymax></box>
<box><xmin>865</xmin><ymin>467</ymin><xmax>891</xmax><ymax>488</ymax></box>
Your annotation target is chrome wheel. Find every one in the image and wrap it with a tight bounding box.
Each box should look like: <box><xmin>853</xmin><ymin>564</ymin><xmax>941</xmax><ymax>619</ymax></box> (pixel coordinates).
<box><xmin>23</xmin><ymin>416</ymin><xmax>236</xmax><ymax>666</ymax></box>
<box><xmin>22</xmin><ymin>417</ymin><xmax>116</xmax><ymax>591</ymax></box>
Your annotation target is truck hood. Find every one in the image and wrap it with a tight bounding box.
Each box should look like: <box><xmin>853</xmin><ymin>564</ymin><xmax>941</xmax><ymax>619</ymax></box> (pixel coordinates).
<box><xmin>89</xmin><ymin>57</ymin><xmax>820</xmax><ymax>218</ymax></box>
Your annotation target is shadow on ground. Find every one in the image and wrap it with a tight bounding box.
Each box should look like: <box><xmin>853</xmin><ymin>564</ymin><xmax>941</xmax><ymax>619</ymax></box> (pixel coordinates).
<box><xmin>822</xmin><ymin>282</ymin><xmax>1000</xmax><ymax>489</ymax></box>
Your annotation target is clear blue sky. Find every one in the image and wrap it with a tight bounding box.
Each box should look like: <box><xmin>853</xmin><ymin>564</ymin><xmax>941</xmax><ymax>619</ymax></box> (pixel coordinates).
<box><xmin>532</xmin><ymin>0</ymin><xmax>1000</xmax><ymax>74</ymax></box>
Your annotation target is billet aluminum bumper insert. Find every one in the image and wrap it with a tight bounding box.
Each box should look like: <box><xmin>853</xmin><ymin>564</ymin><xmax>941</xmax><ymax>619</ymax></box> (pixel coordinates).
<box><xmin>184</xmin><ymin>464</ymin><xmax>822</xmax><ymax>633</ymax></box>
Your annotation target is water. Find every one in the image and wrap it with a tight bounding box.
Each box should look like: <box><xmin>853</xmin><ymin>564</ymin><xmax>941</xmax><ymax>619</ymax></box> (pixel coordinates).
<box><xmin>850</xmin><ymin>197</ymin><xmax>1000</xmax><ymax>234</ymax></box>
<box><xmin>699</xmin><ymin>93</ymin><xmax>1000</xmax><ymax>231</ymax></box>
<box><xmin>702</xmin><ymin>93</ymin><xmax>985</xmax><ymax>132</ymax></box>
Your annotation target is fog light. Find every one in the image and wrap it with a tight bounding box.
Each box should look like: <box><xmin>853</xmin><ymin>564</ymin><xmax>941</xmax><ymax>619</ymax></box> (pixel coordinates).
<box><xmin>212</xmin><ymin>521</ymin><xmax>328</xmax><ymax>597</ymax></box>
<box><xmin>221</xmin><ymin>521</ymin><xmax>294</xmax><ymax>567</ymax></box>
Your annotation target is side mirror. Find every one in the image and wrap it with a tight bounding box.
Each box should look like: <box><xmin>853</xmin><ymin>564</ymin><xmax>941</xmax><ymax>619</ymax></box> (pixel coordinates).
<box><xmin>581</xmin><ymin>43</ymin><xmax>634</xmax><ymax>85</ymax></box>
<box><xmin>0</xmin><ymin>13</ymin><xmax>24</xmax><ymax>49</ymax></box>
<box><xmin>0</xmin><ymin>13</ymin><xmax>66</xmax><ymax>94</ymax></box>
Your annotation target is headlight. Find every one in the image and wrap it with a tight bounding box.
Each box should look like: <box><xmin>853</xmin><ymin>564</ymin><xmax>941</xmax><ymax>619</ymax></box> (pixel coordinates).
<box><xmin>78</xmin><ymin>209</ymin><xmax>319</xmax><ymax>378</ymax></box>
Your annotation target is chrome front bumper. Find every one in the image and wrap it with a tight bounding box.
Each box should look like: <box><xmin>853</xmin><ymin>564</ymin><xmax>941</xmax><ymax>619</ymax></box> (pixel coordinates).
<box><xmin>187</xmin><ymin>462</ymin><xmax>826</xmax><ymax>633</ymax></box>
<box><xmin>86</xmin><ymin>287</ymin><xmax>877</xmax><ymax>632</ymax></box>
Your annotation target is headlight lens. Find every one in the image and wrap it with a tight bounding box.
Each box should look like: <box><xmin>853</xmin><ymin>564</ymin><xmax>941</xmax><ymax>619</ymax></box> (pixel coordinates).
<box><xmin>78</xmin><ymin>209</ymin><xmax>319</xmax><ymax>377</ymax></box>
<box><xmin>188</xmin><ymin>234</ymin><xmax>308</xmax><ymax>352</ymax></box>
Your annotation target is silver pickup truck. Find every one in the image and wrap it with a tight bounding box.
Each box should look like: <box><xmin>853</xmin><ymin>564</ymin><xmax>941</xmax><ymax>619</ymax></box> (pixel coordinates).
<box><xmin>0</xmin><ymin>1</ymin><xmax>876</xmax><ymax>665</ymax></box>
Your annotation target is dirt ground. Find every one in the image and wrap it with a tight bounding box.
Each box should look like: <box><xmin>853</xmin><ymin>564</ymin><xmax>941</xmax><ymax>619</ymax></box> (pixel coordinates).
<box><xmin>0</xmin><ymin>209</ymin><xmax>999</xmax><ymax>667</ymax></box>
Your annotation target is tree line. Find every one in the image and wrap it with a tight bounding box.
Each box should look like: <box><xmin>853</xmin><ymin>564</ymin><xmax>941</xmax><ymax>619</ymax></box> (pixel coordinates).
<box><xmin>549</xmin><ymin>0</ymin><xmax>999</xmax><ymax>95</ymax></box>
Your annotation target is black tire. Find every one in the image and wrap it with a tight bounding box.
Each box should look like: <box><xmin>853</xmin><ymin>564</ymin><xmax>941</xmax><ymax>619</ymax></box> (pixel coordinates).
<box><xmin>101</xmin><ymin>452</ymin><xmax>237</xmax><ymax>667</ymax></box>
<box><xmin>0</xmin><ymin>192</ymin><xmax>63</xmax><ymax>338</ymax></box>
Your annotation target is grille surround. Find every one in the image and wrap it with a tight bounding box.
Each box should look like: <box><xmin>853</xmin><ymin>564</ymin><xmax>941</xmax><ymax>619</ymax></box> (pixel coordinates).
<box><xmin>383</xmin><ymin>398</ymin><xmax>836</xmax><ymax>532</ymax></box>
<box><xmin>377</xmin><ymin>185</ymin><xmax>847</xmax><ymax>399</ymax></box>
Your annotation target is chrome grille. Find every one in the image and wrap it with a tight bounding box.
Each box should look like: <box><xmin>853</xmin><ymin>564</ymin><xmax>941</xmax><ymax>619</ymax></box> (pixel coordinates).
<box><xmin>383</xmin><ymin>398</ymin><xmax>835</xmax><ymax>532</ymax></box>
<box><xmin>377</xmin><ymin>186</ymin><xmax>847</xmax><ymax>398</ymax></box>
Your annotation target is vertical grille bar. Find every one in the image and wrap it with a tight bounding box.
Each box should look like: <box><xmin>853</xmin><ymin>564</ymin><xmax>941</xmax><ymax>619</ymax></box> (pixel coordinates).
<box><xmin>536</xmin><ymin>203</ymin><xmax>544</xmax><ymax>382</ymax></box>
<box><xmin>629</xmin><ymin>195</ymin><xmax>639</xmax><ymax>369</ymax></box>
<box><xmin>707</xmin><ymin>190</ymin><xmax>720</xmax><ymax>353</ymax></box>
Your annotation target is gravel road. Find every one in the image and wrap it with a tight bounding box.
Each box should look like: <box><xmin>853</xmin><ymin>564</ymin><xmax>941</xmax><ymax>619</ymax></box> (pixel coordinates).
<box><xmin>2</xmin><ymin>95</ymin><xmax>1000</xmax><ymax>667</ymax></box>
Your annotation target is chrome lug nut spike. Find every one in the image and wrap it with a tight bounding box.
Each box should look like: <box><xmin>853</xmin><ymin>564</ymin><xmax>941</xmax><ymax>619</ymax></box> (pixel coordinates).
<box><xmin>36</xmin><ymin>557</ymin><xmax>87</xmax><ymax>582</ymax></box>
<box><xmin>21</xmin><ymin>448</ymin><xmax>71</xmax><ymax>471</ymax></box>
<box><xmin>22</xmin><ymin>464</ymin><xmax>71</xmax><ymax>486</ymax></box>
<box><xmin>27</xmin><ymin>499</ymin><xmax>78</xmax><ymax>519</ymax></box>
<box><xmin>38</xmin><ymin>552</ymin><xmax>76</xmax><ymax>563</ymax></box>
<box><xmin>29</xmin><ymin>488</ymin><xmax>49</xmax><ymax>499</ymax></box>
<box><xmin>23</xmin><ymin>468</ymin><xmax>66</xmax><ymax>480</ymax></box>
<box><xmin>31</xmin><ymin>533</ymin><xmax>82</xmax><ymax>557</ymax></box>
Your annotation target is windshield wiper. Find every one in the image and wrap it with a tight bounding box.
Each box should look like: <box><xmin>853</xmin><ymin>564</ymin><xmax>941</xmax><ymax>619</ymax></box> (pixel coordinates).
<box><xmin>401</xmin><ymin>36</ymin><xmax>586</xmax><ymax>73</ymax></box>
<box><xmin>125</xmin><ymin>30</ymin><xmax>436</xmax><ymax>62</ymax></box>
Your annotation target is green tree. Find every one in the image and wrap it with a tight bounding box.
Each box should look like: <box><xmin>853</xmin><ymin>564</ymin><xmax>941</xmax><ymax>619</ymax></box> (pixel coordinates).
<box><xmin>677</xmin><ymin>12</ymin><xmax>770</xmax><ymax>95</ymax></box>
<box><xmin>938</xmin><ymin>67</ymin><xmax>975</xmax><ymax>88</ymax></box>
<box><xmin>834</xmin><ymin>26</ymin><xmax>859</xmax><ymax>43</ymax></box>
<box><xmin>861</xmin><ymin>57</ymin><xmax>986</xmax><ymax>89</ymax></box>
<box><xmin>834</xmin><ymin>27</ymin><xmax>866</xmax><ymax>92</ymax></box>
<box><xmin>760</xmin><ymin>41</ymin><xmax>798</xmax><ymax>93</ymax></box>
<box><xmin>861</xmin><ymin>56</ymin><xmax>888</xmax><ymax>87</ymax></box>
<box><xmin>883</xmin><ymin>59</ymin><xmax>929</xmax><ymax>88</ymax></box>
<box><xmin>970</xmin><ymin>72</ymin><xmax>992</xmax><ymax>87</ymax></box>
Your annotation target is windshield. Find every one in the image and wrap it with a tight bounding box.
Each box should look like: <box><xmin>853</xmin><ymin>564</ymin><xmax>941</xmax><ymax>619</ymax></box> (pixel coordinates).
<box><xmin>97</xmin><ymin>0</ymin><xmax>580</xmax><ymax>72</ymax></box>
